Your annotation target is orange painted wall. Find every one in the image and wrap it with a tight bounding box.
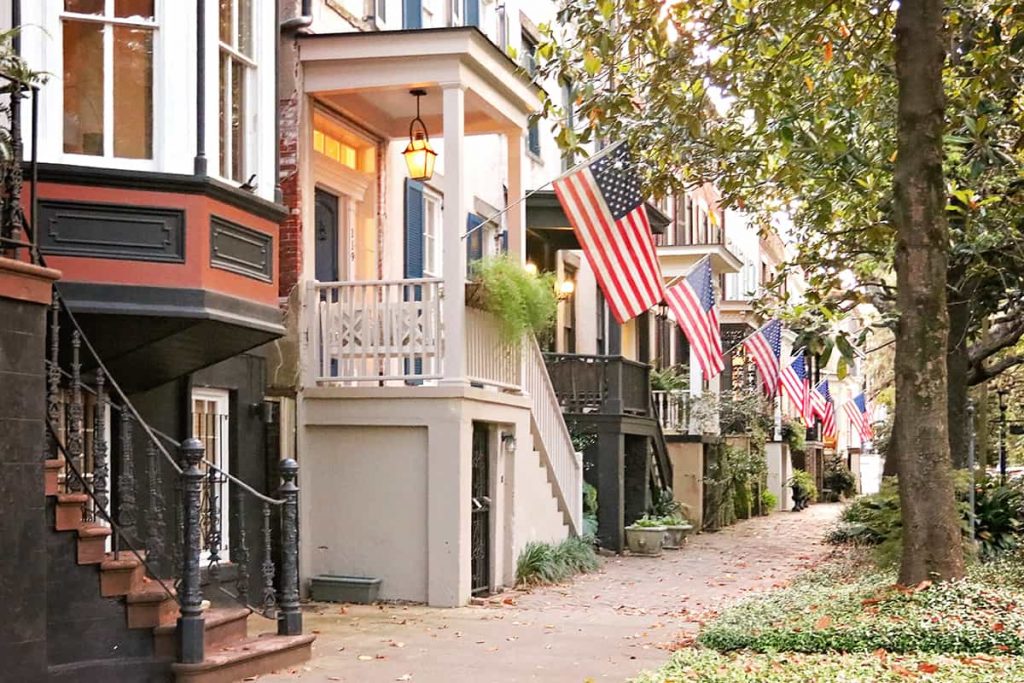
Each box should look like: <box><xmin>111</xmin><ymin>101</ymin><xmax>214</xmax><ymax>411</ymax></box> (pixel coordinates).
<box><xmin>26</xmin><ymin>182</ymin><xmax>280</xmax><ymax>308</ymax></box>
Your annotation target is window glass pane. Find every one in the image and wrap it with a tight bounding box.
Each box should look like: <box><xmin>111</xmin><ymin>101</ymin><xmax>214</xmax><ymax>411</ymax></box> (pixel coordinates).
<box><xmin>64</xmin><ymin>0</ymin><xmax>104</xmax><ymax>15</ymax></box>
<box><xmin>219</xmin><ymin>0</ymin><xmax>232</xmax><ymax>45</ymax></box>
<box><xmin>230</xmin><ymin>59</ymin><xmax>245</xmax><ymax>181</ymax></box>
<box><xmin>63</xmin><ymin>20</ymin><xmax>105</xmax><ymax>155</ymax></box>
<box><xmin>114</xmin><ymin>0</ymin><xmax>154</xmax><ymax>19</ymax></box>
<box><xmin>219</xmin><ymin>51</ymin><xmax>229</xmax><ymax>176</ymax></box>
<box><xmin>113</xmin><ymin>26</ymin><xmax>153</xmax><ymax>158</ymax></box>
<box><xmin>237</xmin><ymin>0</ymin><xmax>253</xmax><ymax>56</ymax></box>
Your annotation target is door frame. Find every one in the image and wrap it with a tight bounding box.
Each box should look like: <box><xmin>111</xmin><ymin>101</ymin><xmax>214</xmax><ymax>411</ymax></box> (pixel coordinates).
<box><xmin>191</xmin><ymin>387</ymin><xmax>231</xmax><ymax>563</ymax></box>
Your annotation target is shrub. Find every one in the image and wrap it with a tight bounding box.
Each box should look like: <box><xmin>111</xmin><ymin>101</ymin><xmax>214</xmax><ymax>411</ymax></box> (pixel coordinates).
<box><xmin>824</xmin><ymin>466</ymin><xmax>857</xmax><ymax>499</ymax></box>
<box><xmin>515</xmin><ymin>537</ymin><xmax>600</xmax><ymax>586</ymax></box>
<box><xmin>470</xmin><ymin>256</ymin><xmax>557</xmax><ymax>343</ymax></box>
<box><xmin>650</xmin><ymin>365</ymin><xmax>688</xmax><ymax>391</ymax></box>
<box><xmin>761</xmin><ymin>490</ymin><xmax>778</xmax><ymax>511</ymax></box>
<box><xmin>788</xmin><ymin>469</ymin><xmax>817</xmax><ymax>500</ymax></box>
<box><xmin>633</xmin><ymin>649</ymin><xmax>1024</xmax><ymax>683</ymax></box>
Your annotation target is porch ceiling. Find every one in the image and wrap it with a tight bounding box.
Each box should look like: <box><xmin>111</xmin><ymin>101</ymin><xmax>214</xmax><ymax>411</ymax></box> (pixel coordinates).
<box><xmin>299</xmin><ymin>28</ymin><xmax>543</xmax><ymax>138</ymax></box>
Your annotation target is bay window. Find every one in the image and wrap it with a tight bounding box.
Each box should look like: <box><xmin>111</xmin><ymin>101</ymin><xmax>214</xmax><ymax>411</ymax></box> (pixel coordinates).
<box><xmin>62</xmin><ymin>0</ymin><xmax>156</xmax><ymax>160</ymax></box>
<box><xmin>219</xmin><ymin>0</ymin><xmax>256</xmax><ymax>183</ymax></box>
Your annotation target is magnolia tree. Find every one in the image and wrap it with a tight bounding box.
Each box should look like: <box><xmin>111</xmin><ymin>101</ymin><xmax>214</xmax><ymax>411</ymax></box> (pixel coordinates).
<box><xmin>533</xmin><ymin>0</ymin><xmax>1024</xmax><ymax>582</ymax></box>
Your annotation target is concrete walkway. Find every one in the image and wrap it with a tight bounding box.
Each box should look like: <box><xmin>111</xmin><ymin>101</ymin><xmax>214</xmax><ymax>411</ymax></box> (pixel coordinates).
<box><xmin>258</xmin><ymin>503</ymin><xmax>841</xmax><ymax>683</ymax></box>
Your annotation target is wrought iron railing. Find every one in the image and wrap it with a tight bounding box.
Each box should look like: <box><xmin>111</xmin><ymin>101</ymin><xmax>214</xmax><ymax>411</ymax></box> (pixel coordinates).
<box><xmin>0</xmin><ymin>71</ymin><xmax>40</xmax><ymax>264</ymax></box>
<box><xmin>44</xmin><ymin>292</ymin><xmax>304</xmax><ymax>664</ymax></box>
<box><xmin>543</xmin><ymin>353</ymin><xmax>652</xmax><ymax>417</ymax></box>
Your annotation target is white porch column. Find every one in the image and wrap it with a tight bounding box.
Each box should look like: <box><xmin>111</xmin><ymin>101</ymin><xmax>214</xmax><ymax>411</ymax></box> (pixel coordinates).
<box><xmin>441</xmin><ymin>84</ymin><xmax>467</xmax><ymax>385</ymax></box>
<box><xmin>505</xmin><ymin>130</ymin><xmax>526</xmax><ymax>263</ymax></box>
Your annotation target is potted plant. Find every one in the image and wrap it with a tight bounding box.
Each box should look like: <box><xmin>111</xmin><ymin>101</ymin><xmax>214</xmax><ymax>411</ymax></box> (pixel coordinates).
<box><xmin>467</xmin><ymin>256</ymin><xmax>557</xmax><ymax>344</ymax></box>
<box><xmin>788</xmin><ymin>470</ymin><xmax>817</xmax><ymax>511</ymax></box>
<box><xmin>659</xmin><ymin>515</ymin><xmax>694</xmax><ymax>549</ymax></box>
<box><xmin>625</xmin><ymin>515</ymin><xmax>667</xmax><ymax>556</ymax></box>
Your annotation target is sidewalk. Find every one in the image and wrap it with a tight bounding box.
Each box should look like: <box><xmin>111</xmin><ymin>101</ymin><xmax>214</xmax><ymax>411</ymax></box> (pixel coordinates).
<box><xmin>258</xmin><ymin>503</ymin><xmax>842</xmax><ymax>683</ymax></box>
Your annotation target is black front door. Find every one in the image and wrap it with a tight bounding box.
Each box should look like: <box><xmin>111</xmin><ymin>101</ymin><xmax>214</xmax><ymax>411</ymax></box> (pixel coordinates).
<box><xmin>471</xmin><ymin>423</ymin><xmax>491</xmax><ymax>595</ymax></box>
<box><xmin>315</xmin><ymin>188</ymin><xmax>339</xmax><ymax>282</ymax></box>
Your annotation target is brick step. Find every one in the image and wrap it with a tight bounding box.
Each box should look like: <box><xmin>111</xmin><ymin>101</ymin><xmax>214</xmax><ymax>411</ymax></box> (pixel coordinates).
<box><xmin>77</xmin><ymin>523</ymin><xmax>113</xmax><ymax>564</ymax></box>
<box><xmin>170</xmin><ymin>633</ymin><xmax>315</xmax><ymax>683</ymax></box>
<box><xmin>100</xmin><ymin>551</ymin><xmax>148</xmax><ymax>597</ymax></box>
<box><xmin>54</xmin><ymin>493</ymin><xmax>88</xmax><ymax>531</ymax></box>
<box><xmin>153</xmin><ymin>607</ymin><xmax>251</xmax><ymax>659</ymax></box>
<box><xmin>44</xmin><ymin>458</ymin><xmax>63</xmax><ymax>496</ymax></box>
<box><xmin>127</xmin><ymin>581</ymin><xmax>180</xmax><ymax>629</ymax></box>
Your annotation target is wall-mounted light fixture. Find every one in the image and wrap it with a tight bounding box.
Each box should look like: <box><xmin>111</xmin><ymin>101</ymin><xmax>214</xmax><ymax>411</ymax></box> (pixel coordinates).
<box><xmin>557</xmin><ymin>278</ymin><xmax>576</xmax><ymax>301</ymax></box>
<box><xmin>501</xmin><ymin>432</ymin><xmax>516</xmax><ymax>454</ymax></box>
<box><xmin>524</xmin><ymin>262</ymin><xmax>539</xmax><ymax>276</ymax></box>
<box><xmin>403</xmin><ymin>89</ymin><xmax>437</xmax><ymax>181</ymax></box>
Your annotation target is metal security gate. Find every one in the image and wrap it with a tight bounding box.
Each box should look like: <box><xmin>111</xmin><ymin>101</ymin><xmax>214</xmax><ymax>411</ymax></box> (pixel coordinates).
<box><xmin>470</xmin><ymin>423</ymin><xmax>490</xmax><ymax>595</ymax></box>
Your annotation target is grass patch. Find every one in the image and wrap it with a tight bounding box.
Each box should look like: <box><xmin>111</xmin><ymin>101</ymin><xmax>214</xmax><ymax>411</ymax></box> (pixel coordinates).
<box><xmin>697</xmin><ymin>555</ymin><xmax>1024</xmax><ymax>655</ymax></box>
<box><xmin>633</xmin><ymin>649</ymin><xmax>1024</xmax><ymax>682</ymax></box>
<box><xmin>515</xmin><ymin>536</ymin><xmax>599</xmax><ymax>586</ymax></box>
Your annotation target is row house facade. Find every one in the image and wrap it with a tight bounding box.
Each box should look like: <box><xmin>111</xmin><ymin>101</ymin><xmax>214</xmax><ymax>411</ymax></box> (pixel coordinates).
<box><xmin>4</xmin><ymin>1</ymin><xmax>314</xmax><ymax>679</ymax></box>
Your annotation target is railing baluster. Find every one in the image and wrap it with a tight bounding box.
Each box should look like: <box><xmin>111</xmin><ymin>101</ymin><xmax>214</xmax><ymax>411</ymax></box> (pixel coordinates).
<box><xmin>261</xmin><ymin>502</ymin><xmax>277</xmax><ymax>616</ymax></box>
<box><xmin>178</xmin><ymin>438</ymin><xmax>206</xmax><ymax>664</ymax></box>
<box><xmin>66</xmin><ymin>332</ymin><xmax>84</xmax><ymax>494</ymax></box>
<box><xmin>146</xmin><ymin>442</ymin><xmax>167</xmax><ymax>573</ymax></box>
<box><xmin>206</xmin><ymin>465</ymin><xmax>221</xmax><ymax>581</ymax></box>
<box><xmin>117</xmin><ymin>412</ymin><xmax>137</xmax><ymax>544</ymax></box>
<box><xmin>93</xmin><ymin>369</ymin><xmax>109</xmax><ymax>520</ymax></box>
<box><xmin>46</xmin><ymin>300</ymin><xmax>61</xmax><ymax>458</ymax></box>
<box><xmin>277</xmin><ymin>459</ymin><xmax>301</xmax><ymax>635</ymax></box>
<box><xmin>233</xmin><ymin>488</ymin><xmax>250</xmax><ymax>605</ymax></box>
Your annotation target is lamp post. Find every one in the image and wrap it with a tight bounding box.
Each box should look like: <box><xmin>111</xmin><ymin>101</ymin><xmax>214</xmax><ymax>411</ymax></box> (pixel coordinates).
<box><xmin>998</xmin><ymin>389</ymin><xmax>1009</xmax><ymax>484</ymax></box>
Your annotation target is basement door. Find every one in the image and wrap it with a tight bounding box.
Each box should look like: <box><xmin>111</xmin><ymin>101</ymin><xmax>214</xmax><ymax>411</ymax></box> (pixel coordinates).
<box><xmin>192</xmin><ymin>388</ymin><xmax>231</xmax><ymax>564</ymax></box>
<box><xmin>471</xmin><ymin>422</ymin><xmax>491</xmax><ymax>595</ymax></box>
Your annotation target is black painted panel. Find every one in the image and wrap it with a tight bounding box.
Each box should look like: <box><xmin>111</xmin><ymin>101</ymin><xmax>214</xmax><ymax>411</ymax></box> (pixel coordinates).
<box><xmin>39</xmin><ymin>199</ymin><xmax>185</xmax><ymax>262</ymax></box>
<box><xmin>210</xmin><ymin>216</ymin><xmax>273</xmax><ymax>282</ymax></box>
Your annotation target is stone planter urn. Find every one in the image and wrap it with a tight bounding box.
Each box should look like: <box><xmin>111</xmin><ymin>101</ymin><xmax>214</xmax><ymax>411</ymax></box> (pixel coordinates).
<box><xmin>625</xmin><ymin>525</ymin><xmax>667</xmax><ymax>556</ymax></box>
<box><xmin>790</xmin><ymin>485</ymin><xmax>810</xmax><ymax>512</ymax></box>
<box><xmin>662</xmin><ymin>523</ymin><xmax>694</xmax><ymax>549</ymax></box>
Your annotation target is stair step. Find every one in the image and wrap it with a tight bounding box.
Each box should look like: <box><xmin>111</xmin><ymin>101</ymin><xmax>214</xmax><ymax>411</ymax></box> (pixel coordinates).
<box><xmin>170</xmin><ymin>633</ymin><xmax>316</xmax><ymax>683</ymax></box>
<box><xmin>55</xmin><ymin>493</ymin><xmax>88</xmax><ymax>531</ymax></box>
<box><xmin>100</xmin><ymin>551</ymin><xmax>147</xmax><ymax>597</ymax></box>
<box><xmin>127</xmin><ymin>582</ymin><xmax>179</xmax><ymax>629</ymax></box>
<box><xmin>77</xmin><ymin>523</ymin><xmax>113</xmax><ymax>565</ymax></box>
<box><xmin>153</xmin><ymin>607</ymin><xmax>250</xmax><ymax>659</ymax></box>
<box><xmin>44</xmin><ymin>459</ymin><xmax>63</xmax><ymax>496</ymax></box>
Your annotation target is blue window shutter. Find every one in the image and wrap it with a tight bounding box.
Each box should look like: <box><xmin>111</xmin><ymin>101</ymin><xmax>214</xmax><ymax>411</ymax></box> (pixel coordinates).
<box><xmin>465</xmin><ymin>0</ymin><xmax>480</xmax><ymax>26</ymax></box>
<box><xmin>403</xmin><ymin>0</ymin><xmax>422</xmax><ymax>28</ymax></box>
<box><xmin>466</xmin><ymin>214</ymin><xmax>485</xmax><ymax>272</ymax></box>
<box><xmin>404</xmin><ymin>179</ymin><xmax>424</xmax><ymax>278</ymax></box>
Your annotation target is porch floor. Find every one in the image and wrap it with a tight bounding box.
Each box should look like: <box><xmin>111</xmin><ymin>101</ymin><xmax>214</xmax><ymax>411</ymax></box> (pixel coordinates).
<box><xmin>257</xmin><ymin>504</ymin><xmax>840</xmax><ymax>682</ymax></box>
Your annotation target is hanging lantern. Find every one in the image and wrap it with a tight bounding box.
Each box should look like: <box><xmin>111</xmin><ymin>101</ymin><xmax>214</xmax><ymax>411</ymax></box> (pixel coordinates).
<box><xmin>403</xmin><ymin>89</ymin><xmax>437</xmax><ymax>181</ymax></box>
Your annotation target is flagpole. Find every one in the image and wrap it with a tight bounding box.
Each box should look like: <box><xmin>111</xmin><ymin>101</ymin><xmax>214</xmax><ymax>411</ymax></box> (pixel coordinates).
<box><xmin>460</xmin><ymin>140</ymin><xmax>628</xmax><ymax>241</ymax></box>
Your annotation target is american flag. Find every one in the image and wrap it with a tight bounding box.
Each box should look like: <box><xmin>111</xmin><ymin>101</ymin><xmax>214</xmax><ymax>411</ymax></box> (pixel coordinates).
<box><xmin>811</xmin><ymin>380</ymin><xmax>837</xmax><ymax>438</ymax></box>
<box><xmin>665</xmin><ymin>256</ymin><xmax>723</xmax><ymax>379</ymax></box>
<box><xmin>844</xmin><ymin>392</ymin><xmax>873</xmax><ymax>441</ymax></box>
<box><xmin>743</xmin><ymin>319</ymin><xmax>782</xmax><ymax>397</ymax></box>
<box><xmin>553</xmin><ymin>143</ymin><xmax>664</xmax><ymax>323</ymax></box>
<box><xmin>779</xmin><ymin>353</ymin><xmax>812</xmax><ymax>424</ymax></box>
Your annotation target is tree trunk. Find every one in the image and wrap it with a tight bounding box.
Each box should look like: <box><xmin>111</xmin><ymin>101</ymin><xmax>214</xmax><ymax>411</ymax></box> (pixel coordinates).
<box><xmin>947</xmin><ymin>276</ymin><xmax>973</xmax><ymax>468</ymax></box>
<box><xmin>883</xmin><ymin>412</ymin><xmax>899</xmax><ymax>477</ymax></box>
<box><xmin>892</xmin><ymin>0</ymin><xmax>966</xmax><ymax>584</ymax></box>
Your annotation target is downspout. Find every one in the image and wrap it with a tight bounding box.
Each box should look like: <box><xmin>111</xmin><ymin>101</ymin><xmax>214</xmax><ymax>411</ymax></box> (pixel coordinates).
<box><xmin>194</xmin><ymin>0</ymin><xmax>207</xmax><ymax>175</ymax></box>
<box><xmin>280</xmin><ymin>2</ymin><xmax>312</xmax><ymax>204</ymax></box>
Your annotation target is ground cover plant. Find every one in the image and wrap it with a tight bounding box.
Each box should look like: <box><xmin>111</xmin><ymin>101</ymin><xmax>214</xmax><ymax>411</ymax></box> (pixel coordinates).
<box><xmin>633</xmin><ymin>649</ymin><xmax>1024</xmax><ymax>683</ymax></box>
<box><xmin>515</xmin><ymin>536</ymin><xmax>599</xmax><ymax>586</ymax></box>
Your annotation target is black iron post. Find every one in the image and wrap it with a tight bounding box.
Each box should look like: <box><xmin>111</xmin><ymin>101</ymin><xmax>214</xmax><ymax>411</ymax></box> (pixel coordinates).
<box><xmin>999</xmin><ymin>389</ymin><xmax>1009</xmax><ymax>484</ymax></box>
<box><xmin>178</xmin><ymin>438</ymin><xmax>206</xmax><ymax>663</ymax></box>
<box><xmin>277</xmin><ymin>458</ymin><xmax>302</xmax><ymax>636</ymax></box>
<box><xmin>967</xmin><ymin>400</ymin><xmax>977</xmax><ymax>545</ymax></box>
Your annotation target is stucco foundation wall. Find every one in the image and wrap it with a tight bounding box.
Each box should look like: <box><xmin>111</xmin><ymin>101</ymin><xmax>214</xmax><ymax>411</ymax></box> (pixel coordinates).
<box><xmin>667</xmin><ymin>441</ymin><xmax>704</xmax><ymax>529</ymax></box>
<box><xmin>512</xmin><ymin>447</ymin><xmax>570</xmax><ymax>563</ymax></box>
<box><xmin>766</xmin><ymin>442</ymin><xmax>793</xmax><ymax>511</ymax></box>
<box><xmin>305</xmin><ymin>425</ymin><xmax>429</xmax><ymax>602</ymax></box>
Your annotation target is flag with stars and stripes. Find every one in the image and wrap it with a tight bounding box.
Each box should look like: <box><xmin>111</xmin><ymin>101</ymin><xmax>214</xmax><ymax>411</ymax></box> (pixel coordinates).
<box><xmin>743</xmin><ymin>319</ymin><xmax>782</xmax><ymax>397</ymax></box>
<box><xmin>553</xmin><ymin>143</ymin><xmax>664</xmax><ymax>323</ymax></box>
<box><xmin>844</xmin><ymin>392</ymin><xmax>873</xmax><ymax>441</ymax></box>
<box><xmin>811</xmin><ymin>380</ymin><xmax>837</xmax><ymax>438</ymax></box>
<box><xmin>780</xmin><ymin>352</ymin><xmax>812</xmax><ymax>424</ymax></box>
<box><xmin>665</xmin><ymin>256</ymin><xmax>723</xmax><ymax>379</ymax></box>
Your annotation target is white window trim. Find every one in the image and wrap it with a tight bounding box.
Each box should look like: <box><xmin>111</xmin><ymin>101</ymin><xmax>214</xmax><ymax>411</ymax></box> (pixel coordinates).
<box><xmin>191</xmin><ymin>387</ymin><xmax>231</xmax><ymax>563</ymax></box>
<box><xmin>423</xmin><ymin>186</ymin><xmax>442</xmax><ymax>278</ymax></box>
<box><xmin>217</xmin><ymin>0</ymin><xmax>259</xmax><ymax>185</ymax></box>
<box><xmin>57</xmin><ymin>0</ymin><xmax>161</xmax><ymax>170</ymax></box>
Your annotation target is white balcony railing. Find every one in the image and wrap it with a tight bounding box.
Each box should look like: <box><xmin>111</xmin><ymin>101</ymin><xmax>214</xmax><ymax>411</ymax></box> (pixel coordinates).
<box><xmin>465</xmin><ymin>307</ymin><xmax>521</xmax><ymax>391</ymax></box>
<box><xmin>652</xmin><ymin>389</ymin><xmax>721</xmax><ymax>436</ymax></box>
<box><xmin>311</xmin><ymin>279</ymin><xmax>443</xmax><ymax>385</ymax></box>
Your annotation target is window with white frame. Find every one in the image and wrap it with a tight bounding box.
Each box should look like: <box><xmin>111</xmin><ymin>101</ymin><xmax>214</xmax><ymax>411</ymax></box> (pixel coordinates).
<box><xmin>448</xmin><ymin>0</ymin><xmax>462</xmax><ymax>25</ymax></box>
<box><xmin>219</xmin><ymin>0</ymin><xmax>256</xmax><ymax>183</ymax></box>
<box><xmin>61</xmin><ymin>0</ymin><xmax>156</xmax><ymax>160</ymax></box>
<box><xmin>423</xmin><ymin>188</ymin><xmax>442</xmax><ymax>277</ymax></box>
